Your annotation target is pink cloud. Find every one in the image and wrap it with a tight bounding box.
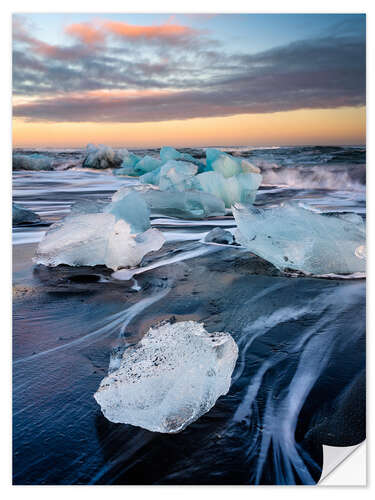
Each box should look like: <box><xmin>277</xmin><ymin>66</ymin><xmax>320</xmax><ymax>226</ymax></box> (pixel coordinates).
<box><xmin>63</xmin><ymin>19</ymin><xmax>199</xmax><ymax>46</ymax></box>
<box><xmin>65</xmin><ymin>23</ymin><xmax>105</xmax><ymax>45</ymax></box>
<box><xmin>103</xmin><ymin>20</ymin><xmax>197</xmax><ymax>40</ymax></box>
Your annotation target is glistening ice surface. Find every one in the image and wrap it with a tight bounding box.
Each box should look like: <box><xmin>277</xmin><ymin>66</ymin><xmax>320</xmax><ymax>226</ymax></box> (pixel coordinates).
<box><xmin>94</xmin><ymin>321</ymin><xmax>238</xmax><ymax>433</ymax></box>
<box><xmin>233</xmin><ymin>203</ymin><xmax>366</xmax><ymax>275</ymax></box>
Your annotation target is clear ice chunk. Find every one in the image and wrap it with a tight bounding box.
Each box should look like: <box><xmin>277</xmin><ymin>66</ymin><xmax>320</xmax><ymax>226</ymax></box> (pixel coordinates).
<box><xmin>34</xmin><ymin>213</ymin><xmax>164</xmax><ymax>271</ymax></box>
<box><xmin>12</xmin><ymin>203</ymin><xmax>41</xmax><ymax>225</ymax></box>
<box><xmin>233</xmin><ymin>203</ymin><xmax>366</xmax><ymax>275</ymax></box>
<box><xmin>94</xmin><ymin>321</ymin><xmax>238</xmax><ymax>433</ymax></box>
<box><xmin>193</xmin><ymin>171</ymin><xmax>262</xmax><ymax>208</ymax></box>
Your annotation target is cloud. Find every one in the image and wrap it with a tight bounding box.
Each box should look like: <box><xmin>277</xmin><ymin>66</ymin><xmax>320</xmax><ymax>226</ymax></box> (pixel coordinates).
<box><xmin>12</xmin><ymin>16</ymin><xmax>365</xmax><ymax>123</ymax></box>
<box><xmin>65</xmin><ymin>23</ymin><xmax>105</xmax><ymax>45</ymax></box>
<box><xmin>103</xmin><ymin>20</ymin><xmax>199</xmax><ymax>43</ymax></box>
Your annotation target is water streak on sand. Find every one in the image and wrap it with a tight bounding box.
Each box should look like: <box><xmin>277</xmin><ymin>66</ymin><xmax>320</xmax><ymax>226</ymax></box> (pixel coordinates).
<box><xmin>112</xmin><ymin>244</ymin><xmax>224</xmax><ymax>281</ymax></box>
<box><xmin>13</xmin><ymin>286</ymin><xmax>169</xmax><ymax>366</ymax></box>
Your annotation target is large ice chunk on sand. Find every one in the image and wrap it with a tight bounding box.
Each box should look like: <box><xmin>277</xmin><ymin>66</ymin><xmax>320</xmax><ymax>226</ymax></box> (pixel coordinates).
<box><xmin>206</xmin><ymin>149</ymin><xmax>260</xmax><ymax>178</ymax></box>
<box><xmin>13</xmin><ymin>154</ymin><xmax>54</xmax><ymax>171</ymax></box>
<box><xmin>94</xmin><ymin>321</ymin><xmax>238</xmax><ymax>433</ymax></box>
<box><xmin>233</xmin><ymin>203</ymin><xmax>366</xmax><ymax>275</ymax></box>
<box><xmin>106</xmin><ymin>190</ymin><xmax>151</xmax><ymax>233</ymax></box>
<box><xmin>194</xmin><ymin>171</ymin><xmax>262</xmax><ymax>208</ymax></box>
<box><xmin>82</xmin><ymin>144</ymin><xmax>123</xmax><ymax>169</ymax></box>
<box><xmin>12</xmin><ymin>203</ymin><xmax>41</xmax><ymax>225</ymax></box>
<box><xmin>34</xmin><ymin>213</ymin><xmax>164</xmax><ymax>271</ymax></box>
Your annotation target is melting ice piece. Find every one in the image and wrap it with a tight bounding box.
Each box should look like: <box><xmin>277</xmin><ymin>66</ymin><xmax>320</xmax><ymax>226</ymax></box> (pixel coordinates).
<box><xmin>94</xmin><ymin>321</ymin><xmax>238</xmax><ymax>433</ymax></box>
<box><xmin>82</xmin><ymin>144</ymin><xmax>124</xmax><ymax>169</ymax></box>
<box><xmin>158</xmin><ymin>160</ymin><xmax>198</xmax><ymax>191</ymax></box>
<box><xmin>34</xmin><ymin>213</ymin><xmax>164</xmax><ymax>271</ymax></box>
<box><xmin>204</xmin><ymin>227</ymin><xmax>234</xmax><ymax>245</ymax></box>
<box><xmin>12</xmin><ymin>203</ymin><xmax>41</xmax><ymax>225</ymax></box>
<box><xmin>233</xmin><ymin>203</ymin><xmax>366</xmax><ymax>275</ymax></box>
<box><xmin>106</xmin><ymin>190</ymin><xmax>151</xmax><ymax>233</ymax></box>
<box><xmin>12</xmin><ymin>154</ymin><xmax>53</xmax><ymax>171</ymax></box>
<box><xmin>194</xmin><ymin>171</ymin><xmax>262</xmax><ymax>208</ymax></box>
<box><xmin>160</xmin><ymin>146</ymin><xmax>205</xmax><ymax>171</ymax></box>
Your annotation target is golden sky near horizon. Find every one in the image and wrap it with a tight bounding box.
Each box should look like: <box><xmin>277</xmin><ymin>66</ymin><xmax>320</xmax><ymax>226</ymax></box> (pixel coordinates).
<box><xmin>13</xmin><ymin>106</ymin><xmax>365</xmax><ymax>148</ymax></box>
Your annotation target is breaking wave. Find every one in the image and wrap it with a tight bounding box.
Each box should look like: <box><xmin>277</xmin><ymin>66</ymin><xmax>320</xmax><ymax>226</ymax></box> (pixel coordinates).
<box><xmin>261</xmin><ymin>164</ymin><xmax>365</xmax><ymax>191</ymax></box>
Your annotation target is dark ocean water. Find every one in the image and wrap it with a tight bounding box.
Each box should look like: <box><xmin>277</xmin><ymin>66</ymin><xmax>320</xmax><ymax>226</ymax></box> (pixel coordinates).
<box><xmin>12</xmin><ymin>145</ymin><xmax>366</xmax><ymax>485</ymax></box>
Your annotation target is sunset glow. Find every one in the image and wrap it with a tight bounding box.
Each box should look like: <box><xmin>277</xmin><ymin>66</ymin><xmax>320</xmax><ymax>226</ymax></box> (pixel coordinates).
<box><xmin>12</xmin><ymin>13</ymin><xmax>366</xmax><ymax>148</ymax></box>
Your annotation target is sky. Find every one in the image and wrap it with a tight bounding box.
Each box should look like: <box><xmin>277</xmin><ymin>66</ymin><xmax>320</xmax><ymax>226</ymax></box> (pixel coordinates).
<box><xmin>12</xmin><ymin>13</ymin><xmax>366</xmax><ymax>148</ymax></box>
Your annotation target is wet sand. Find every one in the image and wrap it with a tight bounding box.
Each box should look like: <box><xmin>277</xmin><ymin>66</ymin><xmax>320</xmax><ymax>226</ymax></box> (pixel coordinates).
<box><xmin>13</xmin><ymin>239</ymin><xmax>365</xmax><ymax>485</ymax></box>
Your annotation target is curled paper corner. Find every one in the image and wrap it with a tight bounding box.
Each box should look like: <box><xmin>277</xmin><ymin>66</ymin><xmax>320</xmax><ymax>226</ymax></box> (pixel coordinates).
<box><xmin>319</xmin><ymin>441</ymin><xmax>366</xmax><ymax>485</ymax></box>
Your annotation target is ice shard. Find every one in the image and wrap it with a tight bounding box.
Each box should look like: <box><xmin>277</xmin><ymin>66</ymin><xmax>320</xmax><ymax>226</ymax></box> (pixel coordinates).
<box><xmin>94</xmin><ymin>321</ymin><xmax>238</xmax><ymax>433</ymax></box>
<box><xmin>233</xmin><ymin>203</ymin><xmax>366</xmax><ymax>275</ymax></box>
